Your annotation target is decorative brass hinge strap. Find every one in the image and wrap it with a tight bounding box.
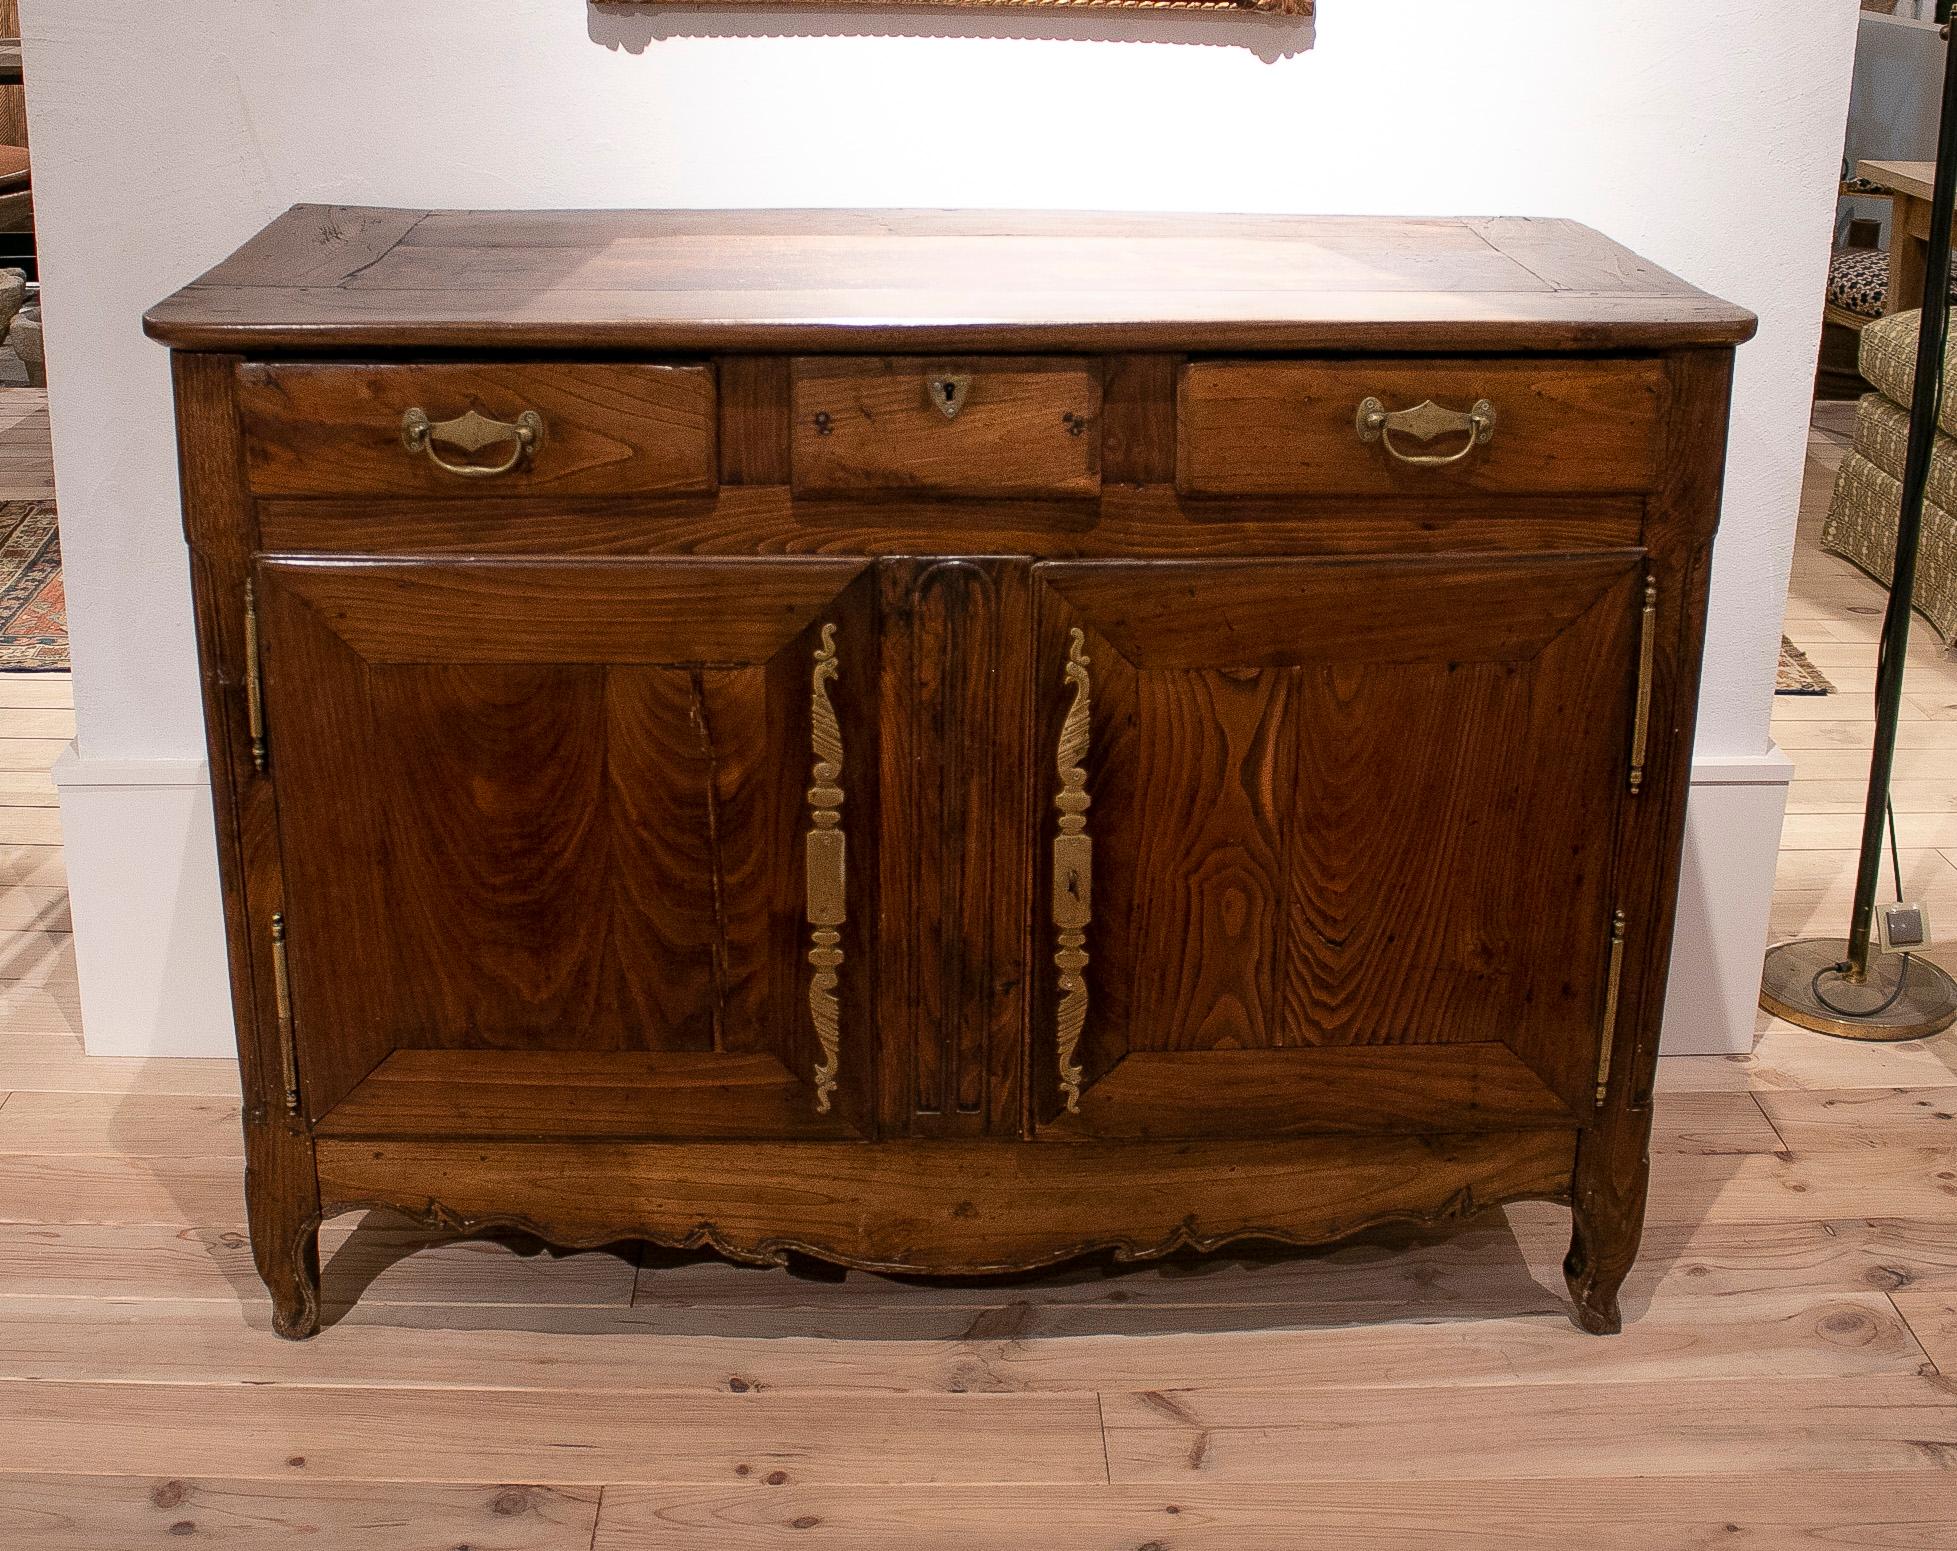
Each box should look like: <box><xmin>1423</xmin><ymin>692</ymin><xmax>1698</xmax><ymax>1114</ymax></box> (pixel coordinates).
<box><xmin>1628</xmin><ymin>575</ymin><xmax>1658</xmax><ymax>793</ymax></box>
<box><xmin>1053</xmin><ymin>627</ymin><xmax>1093</xmax><ymax>1115</ymax></box>
<box><xmin>805</xmin><ymin>623</ymin><xmax>845</xmax><ymax>1116</ymax></box>
<box><xmin>1594</xmin><ymin>909</ymin><xmax>1627</xmax><ymax>1105</ymax></box>
<box><xmin>270</xmin><ymin>911</ymin><xmax>299</xmax><ymax>1116</ymax></box>
<box><xmin>244</xmin><ymin>577</ymin><xmax>267</xmax><ymax>774</ymax></box>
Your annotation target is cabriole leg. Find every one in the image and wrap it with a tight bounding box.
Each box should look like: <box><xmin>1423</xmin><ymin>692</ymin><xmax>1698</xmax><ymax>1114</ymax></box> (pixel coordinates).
<box><xmin>244</xmin><ymin>1124</ymin><xmax>323</xmax><ymax>1341</ymax></box>
<box><xmin>1564</xmin><ymin>1108</ymin><xmax>1653</xmax><ymax>1336</ymax></box>
<box><xmin>258</xmin><ymin>1211</ymin><xmax>322</xmax><ymax>1341</ymax></box>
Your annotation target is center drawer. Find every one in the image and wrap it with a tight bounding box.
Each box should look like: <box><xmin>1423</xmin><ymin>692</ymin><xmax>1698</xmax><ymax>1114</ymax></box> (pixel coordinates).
<box><xmin>790</xmin><ymin>356</ymin><xmax>1103</xmax><ymax>498</ymax></box>
<box><xmin>238</xmin><ymin>361</ymin><xmax>719</xmax><ymax>499</ymax></box>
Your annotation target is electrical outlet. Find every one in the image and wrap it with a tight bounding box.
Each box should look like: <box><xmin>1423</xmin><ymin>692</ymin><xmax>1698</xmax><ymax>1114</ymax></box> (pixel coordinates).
<box><xmin>1877</xmin><ymin>902</ymin><xmax>1934</xmax><ymax>955</ymax></box>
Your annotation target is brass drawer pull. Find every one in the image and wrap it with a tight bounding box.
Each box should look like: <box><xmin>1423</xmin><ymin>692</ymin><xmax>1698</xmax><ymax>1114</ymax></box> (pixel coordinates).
<box><xmin>1355</xmin><ymin>396</ymin><xmax>1496</xmax><ymax>467</ymax></box>
<box><xmin>400</xmin><ymin>406</ymin><xmax>545</xmax><ymax>478</ymax></box>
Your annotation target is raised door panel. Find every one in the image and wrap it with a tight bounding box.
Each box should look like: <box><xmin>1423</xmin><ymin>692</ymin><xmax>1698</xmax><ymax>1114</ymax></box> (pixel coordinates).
<box><xmin>256</xmin><ymin>557</ymin><xmax>877</xmax><ymax>1141</ymax></box>
<box><xmin>1032</xmin><ymin>553</ymin><xmax>1645</xmax><ymax>1139</ymax></box>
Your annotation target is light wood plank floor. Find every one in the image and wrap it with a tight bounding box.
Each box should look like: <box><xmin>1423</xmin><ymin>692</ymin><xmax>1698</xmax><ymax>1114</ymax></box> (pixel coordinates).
<box><xmin>0</xmin><ymin>387</ymin><xmax>53</xmax><ymax>502</ymax></box>
<box><xmin>0</xmin><ymin>399</ymin><xmax>1954</xmax><ymax>1547</ymax></box>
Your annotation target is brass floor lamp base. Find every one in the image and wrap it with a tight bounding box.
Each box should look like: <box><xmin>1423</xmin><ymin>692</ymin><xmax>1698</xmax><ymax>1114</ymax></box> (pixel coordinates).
<box><xmin>1760</xmin><ymin>936</ymin><xmax>1957</xmax><ymax>1042</ymax></box>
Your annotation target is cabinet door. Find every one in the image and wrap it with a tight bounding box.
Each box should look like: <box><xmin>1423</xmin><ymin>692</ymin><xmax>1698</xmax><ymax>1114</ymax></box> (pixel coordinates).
<box><xmin>256</xmin><ymin>556</ymin><xmax>878</xmax><ymax>1141</ymax></box>
<box><xmin>1032</xmin><ymin>553</ymin><xmax>1645</xmax><ymax>1139</ymax></box>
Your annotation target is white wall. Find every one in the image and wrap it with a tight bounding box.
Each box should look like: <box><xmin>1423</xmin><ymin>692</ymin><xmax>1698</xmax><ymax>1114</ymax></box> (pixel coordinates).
<box><xmin>24</xmin><ymin>0</ymin><xmax>1859</xmax><ymax>1056</ymax></box>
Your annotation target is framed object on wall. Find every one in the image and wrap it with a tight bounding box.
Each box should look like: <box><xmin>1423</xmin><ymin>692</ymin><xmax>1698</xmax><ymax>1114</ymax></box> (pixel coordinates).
<box><xmin>609</xmin><ymin>0</ymin><xmax>1311</xmax><ymax>11</ymax></box>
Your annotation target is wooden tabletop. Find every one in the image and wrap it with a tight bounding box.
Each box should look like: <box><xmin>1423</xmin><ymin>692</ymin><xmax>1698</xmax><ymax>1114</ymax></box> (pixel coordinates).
<box><xmin>144</xmin><ymin>206</ymin><xmax>1757</xmax><ymax>354</ymax></box>
<box><xmin>1856</xmin><ymin>159</ymin><xmax>1936</xmax><ymax>202</ymax></box>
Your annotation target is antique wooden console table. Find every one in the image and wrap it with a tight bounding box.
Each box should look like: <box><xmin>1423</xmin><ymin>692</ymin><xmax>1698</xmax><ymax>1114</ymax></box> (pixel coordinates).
<box><xmin>146</xmin><ymin>208</ymin><xmax>1753</xmax><ymax>1338</ymax></box>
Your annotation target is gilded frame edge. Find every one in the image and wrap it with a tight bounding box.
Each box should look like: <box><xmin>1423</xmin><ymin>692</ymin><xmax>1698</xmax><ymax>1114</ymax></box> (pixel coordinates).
<box><xmin>605</xmin><ymin>0</ymin><xmax>1311</xmax><ymax>13</ymax></box>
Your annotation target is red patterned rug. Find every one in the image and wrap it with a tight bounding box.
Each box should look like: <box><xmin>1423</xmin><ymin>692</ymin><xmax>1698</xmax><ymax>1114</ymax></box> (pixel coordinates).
<box><xmin>0</xmin><ymin>500</ymin><xmax>67</xmax><ymax>671</ymax></box>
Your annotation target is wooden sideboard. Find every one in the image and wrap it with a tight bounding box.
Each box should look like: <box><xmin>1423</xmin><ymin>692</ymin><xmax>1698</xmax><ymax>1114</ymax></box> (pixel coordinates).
<box><xmin>146</xmin><ymin>208</ymin><xmax>1754</xmax><ymax>1339</ymax></box>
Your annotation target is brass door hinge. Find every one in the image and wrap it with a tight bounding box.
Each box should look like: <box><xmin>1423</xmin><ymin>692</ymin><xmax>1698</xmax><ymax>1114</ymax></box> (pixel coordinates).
<box><xmin>1628</xmin><ymin>575</ymin><xmax>1657</xmax><ymax>793</ymax></box>
<box><xmin>270</xmin><ymin>911</ymin><xmax>300</xmax><ymax>1116</ymax></box>
<box><xmin>244</xmin><ymin>577</ymin><xmax>267</xmax><ymax>773</ymax></box>
<box><xmin>1594</xmin><ymin>909</ymin><xmax>1627</xmax><ymax>1105</ymax></box>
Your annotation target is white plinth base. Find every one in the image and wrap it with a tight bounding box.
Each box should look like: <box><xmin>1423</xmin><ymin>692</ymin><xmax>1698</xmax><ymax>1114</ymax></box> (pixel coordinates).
<box><xmin>53</xmin><ymin>745</ymin><xmax>235</xmax><ymax>1058</ymax></box>
<box><xmin>1659</xmin><ymin>749</ymin><xmax>1795</xmax><ymax>1056</ymax></box>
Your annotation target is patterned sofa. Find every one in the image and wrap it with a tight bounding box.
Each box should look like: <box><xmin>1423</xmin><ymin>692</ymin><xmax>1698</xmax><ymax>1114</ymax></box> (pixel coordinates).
<box><xmin>1823</xmin><ymin>308</ymin><xmax>1957</xmax><ymax>643</ymax></box>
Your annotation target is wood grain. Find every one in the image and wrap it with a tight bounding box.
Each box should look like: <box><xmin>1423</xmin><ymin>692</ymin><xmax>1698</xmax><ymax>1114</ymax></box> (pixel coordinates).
<box><xmin>2</xmin><ymin>1381</ymin><xmax>1107</xmax><ymax>1485</ymax></box>
<box><xmin>0</xmin><ymin>1033</ymin><xmax>238</xmax><ymax>1097</ymax></box>
<box><xmin>0</xmin><ymin>1224</ymin><xmax>639</xmax><ymax>1308</ymax></box>
<box><xmin>1641</xmin><ymin>1146</ymin><xmax>1957</xmax><ymax>1225</ymax></box>
<box><xmin>0</xmin><ymin>1287</ymin><xmax>1927</xmax><ymax>1393</ymax></box>
<box><xmin>590</xmin><ymin>1474</ymin><xmax>1957</xmax><ymax>1549</ymax></box>
<box><xmin>1038</xmin><ymin>551</ymin><xmax>1641</xmax><ymax>668</ymax></box>
<box><xmin>790</xmin><ymin>356</ymin><xmax>1101</xmax><ymax>498</ymax></box>
<box><xmin>1565</xmin><ymin>349</ymin><xmax>1730</xmax><ymax>1334</ymax></box>
<box><xmin>1099</xmin><ymin>353</ymin><xmax>1179</xmax><ymax>485</ymax></box>
<box><xmin>881</xmin><ymin>558</ymin><xmax>1032</xmax><ymax>1138</ymax></box>
<box><xmin>258</xmin><ymin>555</ymin><xmax>865</xmax><ymax>665</ymax></box>
<box><xmin>314</xmin><ymin>1051</ymin><xmax>860</xmax><ymax>1142</ymax></box>
<box><xmin>1177</xmin><ymin>357</ymin><xmax>1666</xmax><ymax>496</ymax></box>
<box><xmin>257</xmin><ymin>562</ymin><xmax>876</xmax><ymax>1136</ymax></box>
<box><xmin>176</xmin><ymin>352</ymin><xmax>324</xmax><ymax>1339</ymax></box>
<box><xmin>1755</xmin><ymin>1086</ymin><xmax>1957</xmax><ymax>1151</ymax></box>
<box><xmin>155</xmin><ymin>212</ymin><xmax>1743</xmax><ymax>1332</ymax></box>
<box><xmin>239</xmin><ymin>360</ymin><xmax>717</xmax><ymax>498</ymax></box>
<box><xmin>143</xmin><ymin>207</ymin><xmax>1758</xmax><ymax>354</ymax></box>
<box><xmin>715</xmin><ymin>355</ymin><xmax>790</xmax><ymax>485</ymax></box>
<box><xmin>0</xmin><ymin>1476</ymin><xmax>602</xmax><ymax>1551</ymax></box>
<box><xmin>0</xmin><ymin>1091</ymin><xmax>244</xmax><ymax>1157</ymax></box>
<box><xmin>4</xmin><ymin>399</ymin><xmax>1954</xmax><ymax>1546</ymax></box>
<box><xmin>0</xmin><ymin>1155</ymin><xmax>248</xmax><ymax>1227</ymax></box>
<box><xmin>1100</xmin><ymin>1375</ymin><xmax>1957</xmax><ymax>1481</ymax></box>
<box><xmin>22</xmin><ymin>336</ymin><xmax>1957</xmax><ymax>1533</ymax></box>
<box><xmin>616</xmin><ymin>1207</ymin><xmax>1957</xmax><ymax>1312</ymax></box>
<box><xmin>1053</xmin><ymin>1047</ymin><xmax>1575</xmax><ymax>1140</ymax></box>
<box><xmin>315</xmin><ymin>1131</ymin><xmax>1575</xmax><ymax>1276</ymax></box>
<box><xmin>1657</xmin><ymin>1019</ymin><xmax>1957</xmax><ymax>1094</ymax></box>
<box><xmin>1036</xmin><ymin>553</ymin><xmax>1638</xmax><ymax>1131</ymax></box>
<box><xmin>1891</xmin><ymin>1289</ymin><xmax>1957</xmax><ymax>1372</ymax></box>
<box><xmin>256</xmin><ymin>486</ymin><xmax>1648</xmax><ymax>561</ymax></box>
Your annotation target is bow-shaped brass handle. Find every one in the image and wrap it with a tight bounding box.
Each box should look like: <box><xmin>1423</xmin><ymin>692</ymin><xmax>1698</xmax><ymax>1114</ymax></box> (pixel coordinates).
<box><xmin>1355</xmin><ymin>396</ymin><xmax>1497</xmax><ymax>467</ymax></box>
<box><xmin>401</xmin><ymin>406</ymin><xmax>546</xmax><ymax>479</ymax></box>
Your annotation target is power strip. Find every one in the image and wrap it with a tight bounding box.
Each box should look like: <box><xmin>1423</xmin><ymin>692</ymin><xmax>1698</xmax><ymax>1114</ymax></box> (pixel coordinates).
<box><xmin>1878</xmin><ymin>902</ymin><xmax>1935</xmax><ymax>955</ymax></box>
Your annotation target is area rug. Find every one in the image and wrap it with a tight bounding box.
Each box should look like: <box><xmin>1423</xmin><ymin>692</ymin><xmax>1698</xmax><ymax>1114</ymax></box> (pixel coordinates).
<box><xmin>1776</xmin><ymin>635</ymin><xmax>1833</xmax><ymax>696</ymax></box>
<box><xmin>0</xmin><ymin>499</ymin><xmax>67</xmax><ymax>671</ymax></box>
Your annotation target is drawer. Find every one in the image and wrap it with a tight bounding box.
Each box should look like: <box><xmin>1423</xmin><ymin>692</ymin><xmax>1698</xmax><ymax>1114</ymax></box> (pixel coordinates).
<box><xmin>239</xmin><ymin>362</ymin><xmax>718</xmax><ymax>498</ymax></box>
<box><xmin>790</xmin><ymin>356</ymin><xmax>1101</xmax><ymax>498</ymax></box>
<box><xmin>1176</xmin><ymin>357</ymin><xmax>1666</xmax><ymax>498</ymax></box>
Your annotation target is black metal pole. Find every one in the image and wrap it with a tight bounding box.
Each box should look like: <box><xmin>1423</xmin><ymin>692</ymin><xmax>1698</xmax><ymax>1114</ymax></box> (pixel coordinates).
<box><xmin>1844</xmin><ymin>20</ymin><xmax>1957</xmax><ymax>981</ymax></box>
